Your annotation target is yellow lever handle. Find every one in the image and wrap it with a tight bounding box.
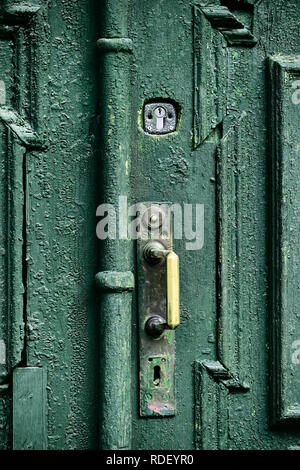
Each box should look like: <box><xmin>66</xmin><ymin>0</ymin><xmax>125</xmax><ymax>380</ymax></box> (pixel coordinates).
<box><xmin>144</xmin><ymin>241</ymin><xmax>180</xmax><ymax>330</ymax></box>
<box><xmin>166</xmin><ymin>251</ymin><xmax>180</xmax><ymax>329</ymax></box>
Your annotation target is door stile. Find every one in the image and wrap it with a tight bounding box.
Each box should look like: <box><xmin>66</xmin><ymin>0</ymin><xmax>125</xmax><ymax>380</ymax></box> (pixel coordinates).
<box><xmin>96</xmin><ymin>0</ymin><xmax>134</xmax><ymax>450</ymax></box>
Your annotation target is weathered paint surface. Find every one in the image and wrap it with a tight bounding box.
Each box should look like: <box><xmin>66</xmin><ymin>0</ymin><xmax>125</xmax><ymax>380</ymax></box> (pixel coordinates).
<box><xmin>0</xmin><ymin>0</ymin><xmax>299</xmax><ymax>450</ymax></box>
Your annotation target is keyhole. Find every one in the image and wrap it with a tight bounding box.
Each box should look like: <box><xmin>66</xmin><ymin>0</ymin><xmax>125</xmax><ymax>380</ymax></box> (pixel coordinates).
<box><xmin>154</xmin><ymin>106</ymin><xmax>166</xmax><ymax>131</ymax></box>
<box><xmin>153</xmin><ymin>366</ymin><xmax>161</xmax><ymax>386</ymax></box>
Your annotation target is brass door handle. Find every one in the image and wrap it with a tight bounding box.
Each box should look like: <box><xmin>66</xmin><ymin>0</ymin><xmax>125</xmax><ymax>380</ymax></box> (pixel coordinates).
<box><xmin>144</xmin><ymin>241</ymin><xmax>180</xmax><ymax>330</ymax></box>
<box><xmin>166</xmin><ymin>250</ymin><xmax>180</xmax><ymax>329</ymax></box>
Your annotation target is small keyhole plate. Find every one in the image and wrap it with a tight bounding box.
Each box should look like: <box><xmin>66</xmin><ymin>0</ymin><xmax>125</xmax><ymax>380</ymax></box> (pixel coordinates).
<box><xmin>143</xmin><ymin>101</ymin><xmax>177</xmax><ymax>135</ymax></box>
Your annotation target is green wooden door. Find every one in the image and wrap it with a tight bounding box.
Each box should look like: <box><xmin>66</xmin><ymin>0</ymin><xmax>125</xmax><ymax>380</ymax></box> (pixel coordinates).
<box><xmin>99</xmin><ymin>0</ymin><xmax>300</xmax><ymax>450</ymax></box>
<box><xmin>0</xmin><ymin>0</ymin><xmax>299</xmax><ymax>450</ymax></box>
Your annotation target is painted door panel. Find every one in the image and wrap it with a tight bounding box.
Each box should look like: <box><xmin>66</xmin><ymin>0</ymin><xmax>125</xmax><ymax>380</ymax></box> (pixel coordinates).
<box><xmin>129</xmin><ymin>0</ymin><xmax>300</xmax><ymax>450</ymax></box>
<box><xmin>0</xmin><ymin>0</ymin><xmax>100</xmax><ymax>450</ymax></box>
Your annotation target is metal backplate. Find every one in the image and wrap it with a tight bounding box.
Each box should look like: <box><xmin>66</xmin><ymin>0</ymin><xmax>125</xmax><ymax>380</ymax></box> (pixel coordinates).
<box><xmin>137</xmin><ymin>202</ymin><xmax>175</xmax><ymax>417</ymax></box>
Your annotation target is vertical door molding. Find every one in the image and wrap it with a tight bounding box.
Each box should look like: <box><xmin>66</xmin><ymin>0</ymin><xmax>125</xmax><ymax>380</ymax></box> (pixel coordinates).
<box><xmin>0</xmin><ymin>2</ymin><xmax>45</xmax><ymax>380</ymax></box>
<box><xmin>0</xmin><ymin>2</ymin><xmax>47</xmax><ymax>450</ymax></box>
<box><xmin>193</xmin><ymin>2</ymin><xmax>258</xmax><ymax>148</ymax></box>
<box><xmin>269</xmin><ymin>55</ymin><xmax>300</xmax><ymax>424</ymax></box>
<box><xmin>193</xmin><ymin>2</ymin><xmax>261</xmax><ymax>449</ymax></box>
<box><xmin>96</xmin><ymin>0</ymin><xmax>134</xmax><ymax>450</ymax></box>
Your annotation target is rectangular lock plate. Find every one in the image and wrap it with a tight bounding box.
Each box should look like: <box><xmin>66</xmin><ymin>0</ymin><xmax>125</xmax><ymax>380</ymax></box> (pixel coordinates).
<box><xmin>143</xmin><ymin>102</ymin><xmax>177</xmax><ymax>135</ymax></box>
<box><xmin>137</xmin><ymin>202</ymin><xmax>176</xmax><ymax>417</ymax></box>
